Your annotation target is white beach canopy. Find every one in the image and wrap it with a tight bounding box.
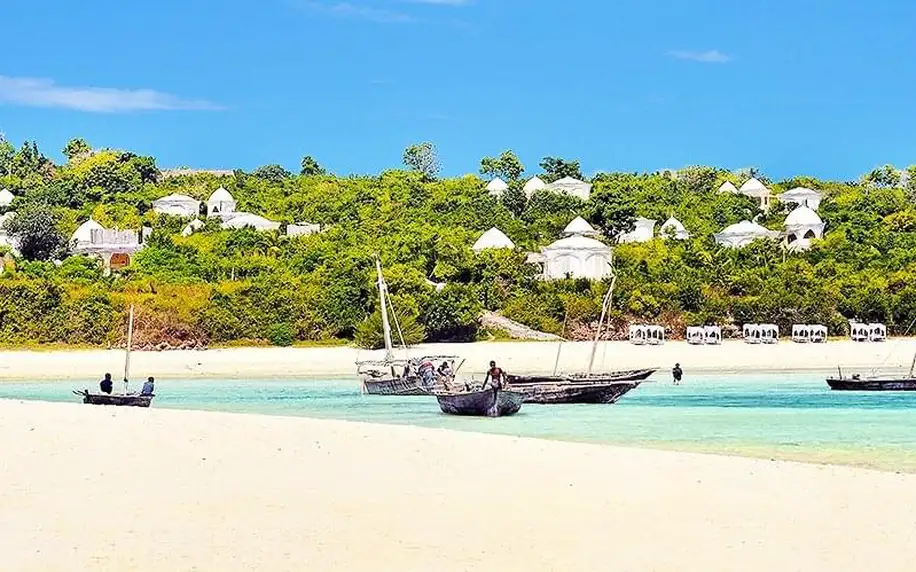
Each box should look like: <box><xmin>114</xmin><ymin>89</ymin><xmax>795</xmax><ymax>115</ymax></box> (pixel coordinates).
<box><xmin>152</xmin><ymin>193</ymin><xmax>201</xmax><ymax>218</ymax></box>
<box><xmin>547</xmin><ymin>177</ymin><xmax>593</xmax><ymax>201</ymax></box>
<box><xmin>207</xmin><ymin>187</ymin><xmax>237</xmax><ymax>217</ymax></box>
<box><xmin>563</xmin><ymin>216</ymin><xmax>598</xmax><ymax>236</ymax></box>
<box><xmin>0</xmin><ymin>188</ymin><xmax>14</xmax><ymax>207</ymax></box>
<box><xmin>542</xmin><ymin>234</ymin><xmax>611</xmax><ymax>280</ymax></box>
<box><xmin>686</xmin><ymin>326</ymin><xmax>705</xmax><ymax>344</ymax></box>
<box><xmin>220</xmin><ymin>213</ymin><xmax>281</xmax><ymax>231</ymax></box>
<box><xmin>714</xmin><ymin>220</ymin><xmax>780</xmax><ymax>248</ymax></box>
<box><xmin>522</xmin><ymin>176</ymin><xmax>547</xmax><ymax>197</ymax></box>
<box><xmin>472</xmin><ymin>227</ymin><xmax>515</xmax><ymax>252</ymax></box>
<box><xmin>618</xmin><ymin>217</ymin><xmax>657</xmax><ymax>244</ymax></box>
<box><xmin>779</xmin><ymin>187</ymin><xmax>822</xmax><ymax>211</ymax></box>
<box><xmin>485</xmin><ymin>177</ymin><xmax>509</xmax><ymax>196</ymax></box>
<box><xmin>660</xmin><ymin>216</ymin><xmax>690</xmax><ymax>240</ymax></box>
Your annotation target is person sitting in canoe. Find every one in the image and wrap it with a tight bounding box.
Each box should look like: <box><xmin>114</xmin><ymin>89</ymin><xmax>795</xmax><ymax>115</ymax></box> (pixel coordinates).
<box><xmin>99</xmin><ymin>373</ymin><xmax>113</xmax><ymax>395</ymax></box>
<box><xmin>141</xmin><ymin>377</ymin><xmax>155</xmax><ymax>396</ymax></box>
<box><xmin>484</xmin><ymin>361</ymin><xmax>505</xmax><ymax>390</ymax></box>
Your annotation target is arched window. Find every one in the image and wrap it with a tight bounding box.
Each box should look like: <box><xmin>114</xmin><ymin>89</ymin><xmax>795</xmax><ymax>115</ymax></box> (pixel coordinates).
<box><xmin>803</xmin><ymin>229</ymin><xmax>816</xmax><ymax>239</ymax></box>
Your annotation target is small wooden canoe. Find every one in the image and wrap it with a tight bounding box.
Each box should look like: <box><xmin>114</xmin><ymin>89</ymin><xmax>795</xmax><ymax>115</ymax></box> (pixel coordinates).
<box><xmin>434</xmin><ymin>388</ymin><xmax>523</xmax><ymax>417</ymax></box>
<box><xmin>73</xmin><ymin>390</ymin><xmax>153</xmax><ymax>407</ymax></box>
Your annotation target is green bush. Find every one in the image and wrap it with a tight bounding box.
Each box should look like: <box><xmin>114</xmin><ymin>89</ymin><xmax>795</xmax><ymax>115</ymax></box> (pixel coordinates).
<box><xmin>265</xmin><ymin>323</ymin><xmax>295</xmax><ymax>347</ymax></box>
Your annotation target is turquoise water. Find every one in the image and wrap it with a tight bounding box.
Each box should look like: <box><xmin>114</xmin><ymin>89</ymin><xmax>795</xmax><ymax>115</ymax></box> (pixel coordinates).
<box><xmin>3</xmin><ymin>373</ymin><xmax>916</xmax><ymax>471</ymax></box>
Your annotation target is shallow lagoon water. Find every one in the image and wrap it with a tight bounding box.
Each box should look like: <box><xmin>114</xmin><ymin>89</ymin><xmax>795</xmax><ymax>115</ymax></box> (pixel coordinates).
<box><xmin>3</xmin><ymin>372</ymin><xmax>916</xmax><ymax>471</ymax></box>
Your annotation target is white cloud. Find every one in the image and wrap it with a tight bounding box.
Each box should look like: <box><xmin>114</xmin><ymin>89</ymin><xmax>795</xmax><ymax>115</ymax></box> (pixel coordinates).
<box><xmin>667</xmin><ymin>50</ymin><xmax>731</xmax><ymax>64</ymax></box>
<box><xmin>0</xmin><ymin>75</ymin><xmax>222</xmax><ymax>113</ymax></box>
<box><xmin>297</xmin><ymin>1</ymin><xmax>415</xmax><ymax>23</ymax></box>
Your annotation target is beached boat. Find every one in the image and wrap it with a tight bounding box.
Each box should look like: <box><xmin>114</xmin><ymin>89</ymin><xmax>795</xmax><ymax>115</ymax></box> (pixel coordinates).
<box><xmin>357</xmin><ymin>258</ymin><xmax>459</xmax><ymax>396</ymax></box>
<box><xmin>75</xmin><ymin>305</ymin><xmax>155</xmax><ymax>408</ymax></box>
<box><xmin>434</xmin><ymin>387</ymin><xmax>523</xmax><ymax>417</ymax></box>
<box><xmin>72</xmin><ymin>390</ymin><xmax>153</xmax><ymax>407</ymax></box>
<box><xmin>504</xmin><ymin>261</ymin><xmax>655</xmax><ymax>404</ymax></box>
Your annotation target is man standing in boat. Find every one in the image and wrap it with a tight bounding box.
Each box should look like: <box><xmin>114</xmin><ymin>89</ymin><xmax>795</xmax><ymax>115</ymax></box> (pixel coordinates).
<box><xmin>484</xmin><ymin>360</ymin><xmax>505</xmax><ymax>390</ymax></box>
<box><xmin>99</xmin><ymin>373</ymin><xmax>113</xmax><ymax>395</ymax></box>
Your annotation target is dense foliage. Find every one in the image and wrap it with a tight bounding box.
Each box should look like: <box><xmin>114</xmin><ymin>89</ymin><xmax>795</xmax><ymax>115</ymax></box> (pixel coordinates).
<box><xmin>2</xmin><ymin>134</ymin><xmax>916</xmax><ymax>348</ymax></box>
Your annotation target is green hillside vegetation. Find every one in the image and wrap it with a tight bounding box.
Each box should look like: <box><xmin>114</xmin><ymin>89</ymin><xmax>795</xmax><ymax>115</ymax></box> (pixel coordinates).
<box><xmin>2</xmin><ymin>134</ymin><xmax>916</xmax><ymax>348</ymax></box>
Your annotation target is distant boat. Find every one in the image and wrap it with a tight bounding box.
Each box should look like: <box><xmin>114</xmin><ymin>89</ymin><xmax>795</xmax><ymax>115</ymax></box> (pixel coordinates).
<box><xmin>433</xmin><ymin>387</ymin><xmax>523</xmax><ymax>417</ymax></box>
<box><xmin>826</xmin><ymin>354</ymin><xmax>916</xmax><ymax>391</ymax></box>
<box><xmin>74</xmin><ymin>305</ymin><xmax>155</xmax><ymax>407</ymax></box>
<box><xmin>504</xmin><ymin>257</ymin><xmax>656</xmax><ymax>404</ymax></box>
<box><xmin>357</xmin><ymin>257</ymin><xmax>460</xmax><ymax>396</ymax></box>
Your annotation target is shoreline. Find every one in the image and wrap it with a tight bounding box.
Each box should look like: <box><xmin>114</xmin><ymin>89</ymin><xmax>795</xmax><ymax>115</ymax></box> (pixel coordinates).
<box><xmin>1</xmin><ymin>339</ymin><xmax>913</xmax><ymax>381</ymax></box>
<box><xmin>3</xmin><ymin>399</ymin><xmax>915</xmax><ymax>571</ymax></box>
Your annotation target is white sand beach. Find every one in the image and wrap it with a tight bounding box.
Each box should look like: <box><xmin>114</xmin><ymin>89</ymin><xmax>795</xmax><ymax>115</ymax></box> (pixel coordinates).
<box><xmin>1</xmin><ymin>399</ymin><xmax>914</xmax><ymax>571</ymax></box>
<box><xmin>1</xmin><ymin>339</ymin><xmax>914</xmax><ymax>381</ymax></box>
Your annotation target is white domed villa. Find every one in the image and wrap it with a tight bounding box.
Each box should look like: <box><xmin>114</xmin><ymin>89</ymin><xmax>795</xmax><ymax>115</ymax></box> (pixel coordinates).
<box><xmin>660</xmin><ymin>216</ymin><xmax>690</xmax><ymax>240</ymax></box>
<box><xmin>714</xmin><ymin>220</ymin><xmax>780</xmax><ymax>248</ymax></box>
<box><xmin>784</xmin><ymin>206</ymin><xmax>825</xmax><ymax>251</ymax></box>
<box><xmin>207</xmin><ymin>187</ymin><xmax>237</xmax><ymax>217</ymax></box>
<box><xmin>536</xmin><ymin>217</ymin><xmax>612</xmax><ymax>280</ymax></box>
<box><xmin>485</xmin><ymin>177</ymin><xmax>509</xmax><ymax>196</ymax></box>
<box><xmin>472</xmin><ymin>227</ymin><xmax>515</xmax><ymax>252</ymax></box>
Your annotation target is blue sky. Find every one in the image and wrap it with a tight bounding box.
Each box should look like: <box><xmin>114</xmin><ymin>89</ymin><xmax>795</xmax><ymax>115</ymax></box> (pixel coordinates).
<box><xmin>1</xmin><ymin>0</ymin><xmax>914</xmax><ymax>181</ymax></box>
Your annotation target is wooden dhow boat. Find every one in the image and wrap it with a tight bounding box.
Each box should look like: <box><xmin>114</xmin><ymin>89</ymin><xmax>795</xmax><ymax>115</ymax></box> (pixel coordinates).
<box><xmin>357</xmin><ymin>258</ymin><xmax>460</xmax><ymax>396</ymax></box>
<box><xmin>508</xmin><ymin>380</ymin><xmax>641</xmax><ymax>405</ymax></box>
<box><xmin>433</xmin><ymin>386</ymin><xmax>524</xmax><ymax>417</ymax></box>
<box><xmin>826</xmin><ymin>355</ymin><xmax>916</xmax><ymax>391</ymax></box>
<box><xmin>74</xmin><ymin>305</ymin><xmax>155</xmax><ymax>408</ymax></box>
<box><xmin>504</xmin><ymin>258</ymin><xmax>655</xmax><ymax>404</ymax></box>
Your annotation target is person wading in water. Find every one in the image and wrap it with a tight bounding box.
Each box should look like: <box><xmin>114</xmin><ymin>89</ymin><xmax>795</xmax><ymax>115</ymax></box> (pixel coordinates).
<box><xmin>672</xmin><ymin>363</ymin><xmax>683</xmax><ymax>385</ymax></box>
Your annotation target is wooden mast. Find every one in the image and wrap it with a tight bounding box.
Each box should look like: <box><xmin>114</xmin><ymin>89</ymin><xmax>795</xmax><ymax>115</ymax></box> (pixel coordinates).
<box><xmin>587</xmin><ymin>255</ymin><xmax>616</xmax><ymax>377</ymax></box>
<box><xmin>375</xmin><ymin>258</ymin><xmax>395</xmax><ymax>363</ymax></box>
<box><xmin>123</xmin><ymin>305</ymin><xmax>134</xmax><ymax>393</ymax></box>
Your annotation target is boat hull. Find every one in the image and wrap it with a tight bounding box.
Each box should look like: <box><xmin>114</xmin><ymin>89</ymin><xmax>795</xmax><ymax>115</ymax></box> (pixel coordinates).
<box><xmin>434</xmin><ymin>388</ymin><xmax>523</xmax><ymax>417</ymax></box>
<box><xmin>75</xmin><ymin>390</ymin><xmax>153</xmax><ymax>407</ymax></box>
<box><xmin>362</xmin><ymin>376</ymin><xmax>429</xmax><ymax>396</ymax></box>
<box><xmin>505</xmin><ymin>368</ymin><xmax>656</xmax><ymax>385</ymax></box>
<box><xmin>515</xmin><ymin>382</ymin><xmax>640</xmax><ymax>404</ymax></box>
<box><xmin>826</xmin><ymin>378</ymin><xmax>916</xmax><ymax>391</ymax></box>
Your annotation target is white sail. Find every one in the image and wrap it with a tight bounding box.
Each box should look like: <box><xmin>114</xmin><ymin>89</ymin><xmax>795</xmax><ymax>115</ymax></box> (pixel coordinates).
<box><xmin>587</xmin><ymin>255</ymin><xmax>616</xmax><ymax>376</ymax></box>
<box><xmin>375</xmin><ymin>258</ymin><xmax>395</xmax><ymax>362</ymax></box>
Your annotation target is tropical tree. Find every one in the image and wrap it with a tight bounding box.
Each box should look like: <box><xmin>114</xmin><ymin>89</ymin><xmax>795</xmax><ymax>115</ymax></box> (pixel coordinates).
<box><xmin>2</xmin><ymin>205</ymin><xmax>69</xmax><ymax>261</ymax></box>
<box><xmin>300</xmin><ymin>155</ymin><xmax>326</xmax><ymax>176</ymax></box>
<box><xmin>403</xmin><ymin>142</ymin><xmax>440</xmax><ymax>181</ymax></box>
<box><xmin>480</xmin><ymin>150</ymin><xmax>524</xmax><ymax>181</ymax></box>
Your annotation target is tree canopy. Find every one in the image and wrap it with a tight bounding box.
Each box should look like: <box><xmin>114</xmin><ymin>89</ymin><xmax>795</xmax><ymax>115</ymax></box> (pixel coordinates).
<box><xmin>1</xmin><ymin>134</ymin><xmax>916</xmax><ymax>348</ymax></box>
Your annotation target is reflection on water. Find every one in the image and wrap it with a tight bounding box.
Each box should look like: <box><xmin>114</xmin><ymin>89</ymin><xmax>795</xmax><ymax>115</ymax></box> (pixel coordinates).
<box><xmin>3</xmin><ymin>372</ymin><xmax>916</xmax><ymax>472</ymax></box>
